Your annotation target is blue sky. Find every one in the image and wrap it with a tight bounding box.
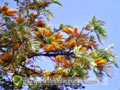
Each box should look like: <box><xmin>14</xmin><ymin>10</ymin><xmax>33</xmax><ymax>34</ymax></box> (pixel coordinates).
<box><xmin>0</xmin><ymin>0</ymin><xmax>120</xmax><ymax>90</ymax></box>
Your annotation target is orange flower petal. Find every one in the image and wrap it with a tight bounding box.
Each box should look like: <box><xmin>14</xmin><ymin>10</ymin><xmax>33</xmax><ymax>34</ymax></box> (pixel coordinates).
<box><xmin>62</xmin><ymin>27</ymin><xmax>74</xmax><ymax>34</ymax></box>
<box><xmin>51</xmin><ymin>42</ymin><xmax>58</xmax><ymax>49</ymax></box>
<box><xmin>37</xmin><ymin>21</ymin><xmax>46</xmax><ymax>27</ymax></box>
<box><xmin>75</xmin><ymin>33</ymin><xmax>79</xmax><ymax>39</ymax></box>
<box><xmin>56</xmin><ymin>55</ymin><xmax>62</xmax><ymax>62</ymax></box>
<box><xmin>73</xmin><ymin>27</ymin><xmax>78</xmax><ymax>33</ymax></box>
<box><xmin>34</xmin><ymin>32</ymin><xmax>41</xmax><ymax>36</ymax></box>
<box><xmin>43</xmin><ymin>71</ymin><xmax>51</xmax><ymax>75</ymax></box>
<box><xmin>68</xmin><ymin>40</ymin><xmax>77</xmax><ymax>48</ymax></box>
<box><xmin>1</xmin><ymin>5</ymin><xmax>8</xmax><ymax>11</ymax></box>
<box><xmin>6</xmin><ymin>9</ymin><xmax>18</xmax><ymax>13</ymax></box>
<box><xmin>13</xmin><ymin>43</ymin><xmax>20</xmax><ymax>50</ymax></box>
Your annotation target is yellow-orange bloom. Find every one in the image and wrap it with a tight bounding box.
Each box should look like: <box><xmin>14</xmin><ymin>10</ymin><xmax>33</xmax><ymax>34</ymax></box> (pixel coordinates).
<box><xmin>62</xmin><ymin>69</ymin><xmax>69</xmax><ymax>76</ymax></box>
<box><xmin>55</xmin><ymin>32</ymin><xmax>64</xmax><ymax>39</ymax></box>
<box><xmin>97</xmin><ymin>60</ymin><xmax>108</xmax><ymax>64</ymax></box>
<box><xmin>43</xmin><ymin>71</ymin><xmax>51</xmax><ymax>75</ymax></box>
<box><xmin>68</xmin><ymin>58</ymin><xmax>74</xmax><ymax>66</ymax></box>
<box><xmin>5</xmin><ymin>13</ymin><xmax>15</xmax><ymax>16</ymax></box>
<box><xmin>56</xmin><ymin>55</ymin><xmax>62</xmax><ymax>63</ymax></box>
<box><xmin>59</xmin><ymin>42</ymin><xmax>66</xmax><ymax>49</ymax></box>
<box><xmin>68</xmin><ymin>40</ymin><xmax>76</xmax><ymax>47</ymax></box>
<box><xmin>0</xmin><ymin>59</ymin><xmax>3</xmax><ymax>64</ymax></box>
<box><xmin>62</xmin><ymin>27</ymin><xmax>74</xmax><ymax>34</ymax></box>
<box><xmin>51</xmin><ymin>42</ymin><xmax>58</xmax><ymax>49</ymax></box>
<box><xmin>34</xmin><ymin>31</ymin><xmax>41</xmax><ymax>36</ymax></box>
<box><xmin>43</xmin><ymin>44</ymin><xmax>53</xmax><ymax>52</ymax></box>
<box><xmin>48</xmin><ymin>44</ymin><xmax>53</xmax><ymax>52</ymax></box>
<box><xmin>43</xmin><ymin>29</ymin><xmax>50</xmax><ymax>36</ymax></box>
<box><xmin>63</xmin><ymin>58</ymin><xmax>69</xmax><ymax>67</ymax></box>
<box><xmin>37</xmin><ymin>21</ymin><xmax>46</xmax><ymax>27</ymax></box>
<box><xmin>50</xmin><ymin>35</ymin><xmax>56</xmax><ymax>39</ymax></box>
<box><xmin>73</xmin><ymin>27</ymin><xmax>78</xmax><ymax>33</ymax></box>
<box><xmin>95</xmin><ymin>58</ymin><xmax>103</xmax><ymax>62</ymax></box>
<box><xmin>6</xmin><ymin>9</ymin><xmax>18</xmax><ymax>13</ymax></box>
<box><xmin>5</xmin><ymin>9</ymin><xmax>18</xmax><ymax>16</ymax></box>
<box><xmin>69</xmin><ymin>34</ymin><xmax>74</xmax><ymax>38</ymax></box>
<box><xmin>79</xmin><ymin>47</ymin><xmax>87</xmax><ymax>52</ymax></box>
<box><xmin>31</xmin><ymin>13</ymin><xmax>39</xmax><ymax>18</ymax></box>
<box><xmin>1</xmin><ymin>5</ymin><xmax>8</xmax><ymax>11</ymax></box>
<box><xmin>95</xmin><ymin>58</ymin><xmax>108</xmax><ymax>69</ymax></box>
<box><xmin>0</xmin><ymin>22</ymin><xmax>2</xmax><ymax>24</ymax></box>
<box><xmin>75</xmin><ymin>33</ymin><xmax>79</xmax><ymax>39</ymax></box>
<box><xmin>13</xmin><ymin>43</ymin><xmax>20</xmax><ymax>50</ymax></box>
<box><xmin>3</xmin><ymin>52</ymin><xmax>13</xmax><ymax>61</ymax></box>
<box><xmin>13</xmin><ymin>16</ymin><xmax>22</xmax><ymax>21</ymax></box>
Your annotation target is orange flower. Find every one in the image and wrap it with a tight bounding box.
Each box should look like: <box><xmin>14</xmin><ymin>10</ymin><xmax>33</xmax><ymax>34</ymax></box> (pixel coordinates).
<box><xmin>97</xmin><ymin>60</ymin><xmax>108</xmax><ymax>64</ymax></box>
<box><xmin>49</xmin><ymin>75</ymin><xmax>59</xmax><ymax>78</ymax></box>
<box><xmin>55</xmin><ymin>32</ymin><xmax>64</xmax><ymax>39</ymax></box>
<box><xmin>43</xmin><ymin>46</ymin><xmax>48</xmax><ymax>52</ymax></box>
<box><xmin>6</xmin><ymin>9</ymin><xmax>18</xmax><ymax>13</ymax></box>
<box><xmin>69</xmin><ymin>34</ymin><xmax>74</xmax><ymax>38</ymax></box>
<box><xmin>37</xmin><ymin>21</ymin><xmax>46</xmax><ymax>27</ymax></box>
<box><xmin>31</xmin><ymin>13</ymin><xmax>39</xmax><ymax>18</ymax></box>
<box><xmin>5</xmin><ymin>12</ymin><xmax>14</xmax><ymax>16</ymax></box>
<box><xmin>43</xmin><ymin>44</ymin><xmax>53</xmax><ymax>52</ymax></box>
<box><xmin>62</xmin><ymin>27</ymin><xmax>74</xmax><ymax>34</ymax></box>
<box><xmin>13</xmin><ymin>43</ymin><xmax>20</xmax><ymax>50</ymax></box>
<box><xmin>59</xmin><ymin>42</ymin><xmax>66</xmax><ymax>49</ymax></box>
<box><xmin>3</xmin><ymin>52</ymin><xmax>13</xmax><ymax>61</ymax></box>
<box><xmin>13</xmin><ymin>16</ymin><xmax>22</xmax><ymax>21</ymax></box>
<box><xmin>0</xmin><ymin>59</ymin><xmax>3</xmax><ymax>64</ymax></box>
<box><xmin>68</xmin><ymin>58</ymin><xmax>74</xmax><ymax>66</ymax></box>
<box><xmin>1</xmin><ymin>5</ymin><xmax>8</xmax><ymax>11</ymax></box>
<box><xmin>48</xmin><ymin>45</ymin><xmax>53</xmax><ymax>52</ymax></box>
<box><xmin>95</xmin><ymin>58</ymin><xmax>108</xmax><ymax>69</ymax></box>
<box><xmin>51</xmin><ymin>42</ymin><xmax>58</xmax><ymax>49</ymax></box>
<box><xmin>95</xmin><ymin>58</ymin><xmax>103</xmax><ymax>62</ymax></box>
<box><xmin>68</xmin><ymin>40</ymin><xmax>76</xmax><ymax>48</ymax></box>
<box><xmin>5</xmin><ymin>9</ymin><xmax>18</xmax><ymax>16</ymax></box>
<box><xmin>62</xmin><ymin>69</ymin><xmax>69</xmax><ymax>76</ymax></box>
<box><xmin>79</xmin><ymin>47</ymin><xmax>87</xmax><ymax>52</ymax></box>
<box><xmin>63</xmin><ymin>58</ymin><xmax>69</xmax><ymax>67</ymax></box>
<box><xmin>0</xmin><ymin>22</ymin><xmax>2</xmax><ymax>24</ymax></box>
<box><xmin>43</xmin><ymin>29</ymin><xmax>50</xmax><ymax>36</ymax></box>
<box><xmin>55</xmin><ymin>55</ymin><xmax>62</xmax><ymax>63</ymax></box>
<box><xmin>75</xmin><ymin>33</ymin><xmax>79</xmax><ymax>39</ymax></box>
<box><xmin>73</xmin><ymin>27</ymin><xmax>78</xmax><ymax>33</ymax></box>
<box><xmin>34</xmin><ymin>31</ymin><xmax>41</xmax><ymax>36</ymax></box>
<box><xmin>43</xmin><ymin>71</ymin><xmax>51</xmax><ymax>75</ymax></box>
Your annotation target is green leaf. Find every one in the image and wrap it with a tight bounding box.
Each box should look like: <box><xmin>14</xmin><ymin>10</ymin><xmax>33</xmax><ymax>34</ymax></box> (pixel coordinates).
<box><xmin>92</xmin><ymin>16</ymin><xmax>96</xmax><ymax>25</ymax></box>
<box><xmin>51</xmin><ymin>0</ymin><xmax>63</xmax><ymax>6</ymax></box>
<box><xmin>29</xmin><ymin>84</ymin><xmax>38</xmax><ymax>89</ymax></box>
<box><xmin>89</xmin><ymin>16</ymin><xmax>107</xmax><ymax>43</ymax></box>
<box><xmin>109</xmin><ymin>57</ymin><xmax>119</xmax><ymax>68</ymax></box>
<box><xmin>74</xmin><ymin>45</ymin><xmax>82</xmax><ymax>57</ymax></box>
<box><xmin>41</xmin><ymin>9</ymin><xmax>54</xmax><ymax>20</ymax></box>
<box><xmin>13</xmin><ymin>75</ymin><xmax>23</xmax><ymax>86</ymax></box>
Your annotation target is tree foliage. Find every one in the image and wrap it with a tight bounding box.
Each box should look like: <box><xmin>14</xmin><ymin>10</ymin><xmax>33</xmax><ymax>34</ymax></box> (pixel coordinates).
<box><xmin>0</xmin><ymin>0</ymin><xmax>118</xmax><ymax>90</ymax></box>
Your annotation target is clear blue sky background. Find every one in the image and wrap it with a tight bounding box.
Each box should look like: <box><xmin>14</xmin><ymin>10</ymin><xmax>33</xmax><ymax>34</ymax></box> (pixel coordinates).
<box><xmin>0</xmin><ymin>0</ymin><xmax>120</xmax><ymax>90</ymax></box>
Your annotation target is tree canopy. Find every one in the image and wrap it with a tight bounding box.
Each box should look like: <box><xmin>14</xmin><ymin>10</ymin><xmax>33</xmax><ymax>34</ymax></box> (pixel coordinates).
<box><xmin>0</xmin><ymin>0</ymin><xmax>118</xmax><ymax>90</ymax></box>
